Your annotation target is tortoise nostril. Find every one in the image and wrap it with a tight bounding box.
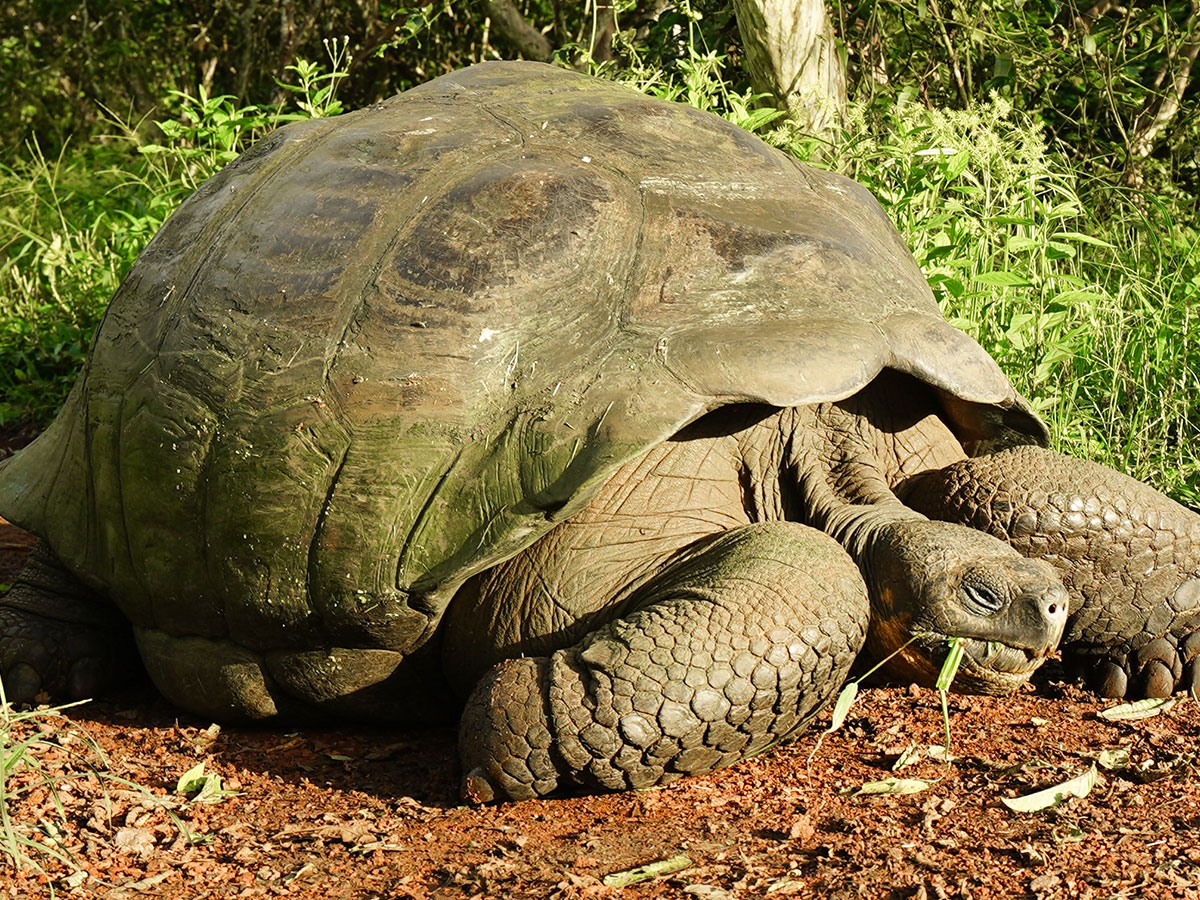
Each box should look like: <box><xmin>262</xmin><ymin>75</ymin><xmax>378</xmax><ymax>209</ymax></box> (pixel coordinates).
<box><xmin>1043</xmin><ymin>591</ymin><xmax>1069</xmax><ymax>625</ymax></box>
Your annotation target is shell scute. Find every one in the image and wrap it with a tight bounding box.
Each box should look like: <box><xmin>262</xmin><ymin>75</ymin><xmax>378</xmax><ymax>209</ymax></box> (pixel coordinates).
<box><xmin>0</xmin><ymin>61</ymin><xmax>1042</xmax><ymax>664</ymax></box>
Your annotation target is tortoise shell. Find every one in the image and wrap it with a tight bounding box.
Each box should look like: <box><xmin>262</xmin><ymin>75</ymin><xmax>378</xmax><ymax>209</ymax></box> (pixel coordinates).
<box><xmin>0</xmin><ymin>61</ymin><xmax>1043</xmax><ymax>662</ymax></box>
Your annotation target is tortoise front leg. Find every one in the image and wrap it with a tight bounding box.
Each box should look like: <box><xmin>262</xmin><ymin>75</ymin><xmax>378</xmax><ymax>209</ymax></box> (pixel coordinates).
<box><xmin>903</xmin><ymin>446</ymin><xmax>1200</xmax><ymax>698</ymax></box>
<box><xmin>457</xmin><ymin>521</ymin><xmax>870</xmax><ymax>802</ymax></box>
<box><xmin>0</xmin><ymin>542</ymin><xmax>134</xmax><ymax>703</ymax></box>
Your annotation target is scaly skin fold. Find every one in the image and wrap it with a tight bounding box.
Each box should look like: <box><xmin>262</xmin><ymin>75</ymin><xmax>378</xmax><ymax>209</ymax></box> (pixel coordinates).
<box><xmin>458</xmin><ymin>522</ymin><xmax>870</xmax><ymax>801</ymax></box>
<box><xmin>903</xmin><ymin>445</ymin><xmax>1200</xmax><ymax>697</ymax></box>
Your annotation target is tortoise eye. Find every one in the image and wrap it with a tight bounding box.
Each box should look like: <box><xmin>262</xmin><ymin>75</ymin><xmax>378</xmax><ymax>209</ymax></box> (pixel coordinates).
<box><xmin>963</xmin><ymin>583</ymin><xmax>1005</xmax><ymax>614</ymax></box>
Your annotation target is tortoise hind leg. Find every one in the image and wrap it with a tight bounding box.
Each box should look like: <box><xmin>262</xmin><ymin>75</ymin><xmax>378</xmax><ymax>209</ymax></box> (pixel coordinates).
<box><xmin>458</xmin><ymin>521</ymin><xmax>870</xmax><ymax>802</ymax></box>
<box><xmin>0</xmin><ymin>542</ymin><xmax>135</xmax><ymax>703</ymax></box>
<box><xmin>903</xmin><ymin>445</ymin><xmax>1200</xmax><ymax>699</ymax></box>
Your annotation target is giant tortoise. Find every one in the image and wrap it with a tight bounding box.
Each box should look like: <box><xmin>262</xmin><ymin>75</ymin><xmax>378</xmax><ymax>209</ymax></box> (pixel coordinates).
<box><xmin>2</xmin><ymin>62</ymin><xmax>1198</xmax><ymax>802</ymax></box>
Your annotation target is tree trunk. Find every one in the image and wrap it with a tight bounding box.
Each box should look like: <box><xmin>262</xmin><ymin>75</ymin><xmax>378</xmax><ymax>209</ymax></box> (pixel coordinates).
<box><xmin>733</xmin><ymin>0</ymin><xmax>847</xmax><ymax>137</ymax></box>
<box><xmin>1124</xmin><ymin>9</ymin><xmax>1200</xmax><ymax>186</ymax></box>
<box><xmin>485</xmin><ymin>0</ymin><xmax>553</xmax><ymax>61</ymax></box>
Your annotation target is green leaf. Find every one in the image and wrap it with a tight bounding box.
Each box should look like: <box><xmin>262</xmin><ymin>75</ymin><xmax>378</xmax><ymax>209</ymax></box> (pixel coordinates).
<box><xmin>975</xmin><ymin>270</ymin><xmax>1031</xmax><ymax>287</ymax></box>
<box><xmin>826</xmin><ymin>682</ymin><xmax>858</xmax><ymax>734</ymax></box>
<box><xmin>1001</xmin><ymin>765</ymin><xmax>1097</xmax><ymax>812</ymax></box>
<box><xmin>1005</xmin><ymin>235</ymin><xmax>1041</xmax><ymax>253</ymax></box>
<box><xmin>987</xmin><ymin>215</ymin><xmax>1038</xmax><ymax>226</ymax></box>
<box><xmin>1051</xmin><ymin>231</ymin><xmax>1116</xmax><ymax>248</ymax></box>
<box><xmin>846</xmin><ymin>777</ymin><xmax>931</xmax><ymax>797</ymax></box>
<box><xmin>944</xmin><ymin>150</ymin><xmax>970</xmax><ymax>180</ymax></box>
<box><xmin>175</xmin><ymin>761</ymin><xmax>237</xmax><ymax>804</ymax></box>
<box><xmin>808</xmin><ymin>681</ymin><xmax>861</xmax><ymax>762</ymax></box>
<box><xmin>936</xmin><ymin>637</ymin><xmax>965</xmax><ymax>692</ymax></box>
<box><xmin>1051</xmin><ymin>289</ymin><xmax>1109</xmax><ymax>306</ymax></box>
<box><xmin>176</xmin><ymin>762</ymin><xmax>208</xmax><ymax>795</ymax></box>
<box><xmin>192</xmin><ymin>772</ymin><xmax>235</xmax><ymax>804</ymax></box>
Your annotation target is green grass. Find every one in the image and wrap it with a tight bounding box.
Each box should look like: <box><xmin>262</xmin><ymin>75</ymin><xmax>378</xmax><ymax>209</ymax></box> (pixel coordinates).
<box><xmin>0</xmin><ymin>687</ymin><xmax>215</xmax><ymax>892</ymax></box>
<box><xmin>831</xmin><ymin>96</ymin><xmax>1200</xmax><ymax>502</ymax></box>
<box><xmin>0</xmin><ymin>48</ymin><xmax>350</xmax><ymax>428</ymax></box>
<box><xmin>0</xmin><ymin>695</ymin><xmax>102</xmax><ymax>893</ymax></box>
<box><xmin>0</xmin><ymin>143</ymin><xmax>143</xmax><ymax>425</ymax></box>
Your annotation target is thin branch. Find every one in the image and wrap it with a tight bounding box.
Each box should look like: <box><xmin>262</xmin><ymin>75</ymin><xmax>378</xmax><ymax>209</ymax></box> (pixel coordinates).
<box><xmin>926</xmin><ymin>0</ymin><xmax>970</xmax><ymax>108</ymax></box>
<box><xmin>1126</xmin><ymin>7</ymin><xmax>1199</xmax><ymax>174</ymax></box>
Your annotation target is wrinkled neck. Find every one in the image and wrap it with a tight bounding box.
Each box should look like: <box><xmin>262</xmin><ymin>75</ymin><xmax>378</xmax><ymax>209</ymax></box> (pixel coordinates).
<box><xmin>804</xmin><ymin>493</ymin><xmax>924</xmax><ymax>565</ymax></box>
<box><xmin>732</xmin><ymin>373</ymin><xmax>968</xmax><ymax>564</ymax></box>
<box><xmin>777</xmin><ymin>399</ymin><xmax>930</xmax><ymax>565</ymax></box>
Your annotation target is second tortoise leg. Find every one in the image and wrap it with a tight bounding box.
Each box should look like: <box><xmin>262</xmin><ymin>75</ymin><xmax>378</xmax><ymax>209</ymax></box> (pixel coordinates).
<box><xmin>0</xmin><ymin>541</ymin><xmax>135</xmax><ymax>703</ymax></box>
<box><xmin>457</xmin><ymin>521</ymin><xmax>870</xmax><ymax>802</ymax></box>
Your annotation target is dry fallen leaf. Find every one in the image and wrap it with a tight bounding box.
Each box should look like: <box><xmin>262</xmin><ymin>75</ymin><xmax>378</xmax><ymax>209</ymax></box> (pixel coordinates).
<box><xmin>892</xmin><ymin>744</ymin><xmax>923</xmax><ymax>771</ymax></box>
<box><xmin>190</xmin><ymin>723</ymin><xmax>221</xmax><ymax>754</ymax></box>
<box><xmin>684</xmin><ymin>885</ymin><xmax>738</xmax><ymax>899</ymax></box>
<box><xmin>788</xmin><ymin>815</ymin><xmax>815</xmax><ymax>842</ymax></box>
<box><xmin>1098</xmin><ymin>697</ymin><xmax>1178</xmax><ymax>721</ymax></box>
<box><xmin>1094</xmin><ymin>748</ymin><xmax>1130</xmax><ymax>770</ymax></box>
<box><xmin>113</xmin><ymin>826</ymin><xmax>157</xmax><ymax>858</ymax></box>
<box><xmin>602</xmin><ymin>855</ymin><xmax>693</xmax><ymax>887</ymax></box>
<box><xmin>1001</xmin><ymin>765</ymin><xmax>1097</xmax><ymax>812</ymax></box>
<box><xmin>845</xmin><ymin>777</ymin><xmax>932</xmax><ymax>797</ymax></box>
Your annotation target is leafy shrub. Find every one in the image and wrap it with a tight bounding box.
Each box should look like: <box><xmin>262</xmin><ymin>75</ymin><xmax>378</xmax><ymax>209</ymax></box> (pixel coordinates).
<box><xmin>833</xmin><ymin>94</ymin><xmax>1200</xmax><ymax>499</ymax></box>
<box><xmin>0</xmin><ymin>53</ymin><xmax>350</xmax><ymax>426</ymax></box>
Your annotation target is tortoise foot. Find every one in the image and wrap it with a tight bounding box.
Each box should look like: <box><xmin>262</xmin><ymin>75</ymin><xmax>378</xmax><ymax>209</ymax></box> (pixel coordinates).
<box><xmin>0</xmin><ymin>607</ymin><xmax>124</xmax><ymax>704</ymax></box>
<box><xmin>459</xmin><ymin>657</ymin><xmax>560</xmax><ymax>803</ymax></box>
<box><xmin>1075</xmin><ymin>630</ymin><xmax>1200</xmax><ymax>699</ymax></box>
<box><xmin>0</xmin><ymin>542</ymin><xmax>132</xmax><ymax>705</ymax></box>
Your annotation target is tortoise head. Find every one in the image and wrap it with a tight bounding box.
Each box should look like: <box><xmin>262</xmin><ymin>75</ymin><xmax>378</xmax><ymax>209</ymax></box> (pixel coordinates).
<box><xmin>862</xmin><ymin>519</ymin><xmax>1068</xmax><ymax>695</ymax></box>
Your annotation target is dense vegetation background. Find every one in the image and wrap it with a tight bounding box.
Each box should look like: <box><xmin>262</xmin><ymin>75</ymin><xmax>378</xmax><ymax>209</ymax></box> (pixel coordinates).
<box><xmin>1</xmin><ymin>0</ymin><xmax>1198</xmax><ymax>497</ymax></box>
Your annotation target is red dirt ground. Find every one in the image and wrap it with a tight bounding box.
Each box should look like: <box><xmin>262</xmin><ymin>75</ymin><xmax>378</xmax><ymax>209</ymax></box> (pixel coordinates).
<box><xmin>2</xmin><ymin>427</ymin><xmax>1199</xmax><ymax>900</ymax></box>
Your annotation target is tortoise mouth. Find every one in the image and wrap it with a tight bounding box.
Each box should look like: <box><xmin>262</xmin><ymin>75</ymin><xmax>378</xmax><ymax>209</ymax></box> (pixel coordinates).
<box><xmin>912</xmin><ymin>633</ymin><xmax>1056</xmax><ymax>696</ymax></box>
<box><xmin>923</xmin><ymin>634</ymin><xmax>1056</xmax><ymax>696</ymax></box>
<box><xmin>961</xmin><ymin>637</ymin><xmax>1051</xmax><ymax>674</ymax></box>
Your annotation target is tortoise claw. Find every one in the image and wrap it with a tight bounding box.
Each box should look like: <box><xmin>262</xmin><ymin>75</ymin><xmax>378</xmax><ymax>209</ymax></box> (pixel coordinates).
<box><xmin>1077</xmin><ymin>628</ymin><xmax>1200</xmax><ymax>699</ymax></box>
<box><xmin>1187</xmin><ymin>658</ymin><xmax>1200</xmax><ymax>699</ymax></box>
<box><xmin>1089</xmin><ymin>657</ymin><xmax>1128</xmax><ymax>699</ymax></box>
<box><xmin>461</xmin><ymin>768</ymin><xmax>499</xmax><ymax>805</ymax></box>
<box><xmin>5</xmin><ymin>661</ymin><xmax>42</xmax><ymax>705</ymax></box>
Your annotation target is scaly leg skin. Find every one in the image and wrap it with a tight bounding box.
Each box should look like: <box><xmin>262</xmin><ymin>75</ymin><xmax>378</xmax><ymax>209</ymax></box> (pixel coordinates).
<box><xmin>458</xmin><ymin>521</ymin><xmax>870</xmax><ymax>802</ymax></box>
<box><xmin>0</xmin><ymin>542</ymin><xmax>134</xmax><ymax>703</ymax></box>
<box><xmin>904</xmin><ymin>446</ymin><xmax>1200</xmax><ymax>698</ymax></box>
